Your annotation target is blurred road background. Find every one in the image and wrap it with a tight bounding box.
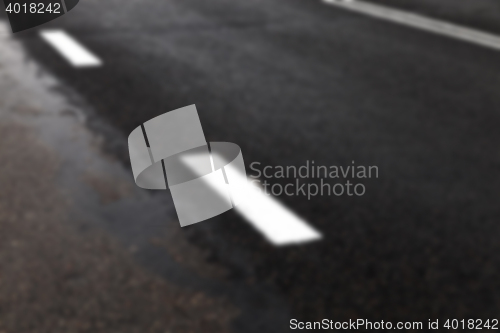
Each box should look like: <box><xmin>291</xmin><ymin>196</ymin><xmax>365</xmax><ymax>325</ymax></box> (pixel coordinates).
<box><xmin>1</xmin><ymin>0</ymin><xmax>500</xmax><ymax>331</ymax></box>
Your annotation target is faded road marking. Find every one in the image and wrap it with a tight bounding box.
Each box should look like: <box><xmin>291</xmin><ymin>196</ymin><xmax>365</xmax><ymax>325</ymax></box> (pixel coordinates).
<box><xmin>324</xmin><ymin>0</ymin><xmax>500</xmax><ymax>52</ymax></box>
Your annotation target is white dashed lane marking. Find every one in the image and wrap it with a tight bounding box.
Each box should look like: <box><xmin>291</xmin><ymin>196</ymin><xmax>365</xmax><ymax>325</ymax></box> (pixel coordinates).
<box><xmin>181</xmin><ymin>153</ymin><xmax>323</xmax><ymax>246</ymax></box>
<box><xmin>40</xmin><ymin>29</ymin><xmax>102</xmax><ymax>67</ymax></box>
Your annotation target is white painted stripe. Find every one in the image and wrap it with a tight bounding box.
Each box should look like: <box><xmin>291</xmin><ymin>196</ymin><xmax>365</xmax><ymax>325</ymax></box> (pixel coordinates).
<box><xmin>323</xmin><ymin>0</ymin><xmax>500</xmax><ymax>52</ymax></box>
<box><xmin>40</xmin><ymin>30</ymin><xmax>102</xmax><ymax>67</ymax></box>
<box><xmin>181</xmin><ymin>153</ymin><xmax>322</xmax><ymax>246</ymax></box>
<box><xmin>234</xmin><ymin>180</ymin><xmax>323</xmax><ymax>246</ymax></box>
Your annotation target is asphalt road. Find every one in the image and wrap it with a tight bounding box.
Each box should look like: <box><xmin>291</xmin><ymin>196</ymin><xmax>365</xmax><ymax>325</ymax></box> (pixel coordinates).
<box><xmin>4</xmin><ymin>0</ymin><xmax>500</xmax><ymax>330</ymax></box>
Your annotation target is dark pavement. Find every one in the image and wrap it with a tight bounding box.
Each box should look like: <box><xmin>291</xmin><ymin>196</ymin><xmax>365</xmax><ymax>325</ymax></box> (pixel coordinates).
<box><xmin>3</xmin><ymin>0</ymin><xmax>500</xmax><ymax>330</ymax></box>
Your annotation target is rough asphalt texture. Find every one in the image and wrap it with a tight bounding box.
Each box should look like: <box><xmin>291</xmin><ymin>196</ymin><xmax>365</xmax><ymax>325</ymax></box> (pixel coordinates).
<box><xmin>1</xmin><ymin>0</ymin><xmax>500</xmax><ymax>331</ymax></box>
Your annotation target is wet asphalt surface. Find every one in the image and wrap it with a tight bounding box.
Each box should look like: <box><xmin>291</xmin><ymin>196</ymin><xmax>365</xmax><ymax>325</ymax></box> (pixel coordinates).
<box><xmin>3</xmin><ymin>0</ymin><xmax>500</xmax><ymax>330</ymax></box>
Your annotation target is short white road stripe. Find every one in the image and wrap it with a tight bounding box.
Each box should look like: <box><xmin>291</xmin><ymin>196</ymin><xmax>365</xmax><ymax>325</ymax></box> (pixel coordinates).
<box><xmin>323</xmin><ymin>0</ymin><xmax>500</xmax><ymax>52</ymax></box>
<box><xmin>40</xmin><ymin>30</ymin><xmax>102</xmax><ymax>67</ymax></box>
<box><xmin>234</xmin><ymin>182</ymin><xmax>323</xmax><ymax>246</ymax></box>
<box><xmin>181</xmin><ymin>153</ymin><xmax>322</xmax><ymax>246</ymax></box>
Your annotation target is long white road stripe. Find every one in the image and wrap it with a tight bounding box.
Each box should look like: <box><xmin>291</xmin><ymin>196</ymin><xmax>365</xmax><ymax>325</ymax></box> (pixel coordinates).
<box><xmin>40</xmin><ymin>30</ymin><xmax>102</xmax><ymax>67</ymax></box>
<box><xmin>323</xmin><ymin>0</ymin><xmax>500</xmax><ymax>52</ymax></box>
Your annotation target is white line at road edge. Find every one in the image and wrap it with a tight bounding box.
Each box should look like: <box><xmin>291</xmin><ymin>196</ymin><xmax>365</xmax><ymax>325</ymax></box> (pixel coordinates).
<box><xmin>323</xmin><ymin>0</ymin><xmax>500</xmax><ymax>52</ymax></box>
<box><xmin>40</xmin><ymin>30</ymin><xmax>102</xmax><ymax>67</ymax></box>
